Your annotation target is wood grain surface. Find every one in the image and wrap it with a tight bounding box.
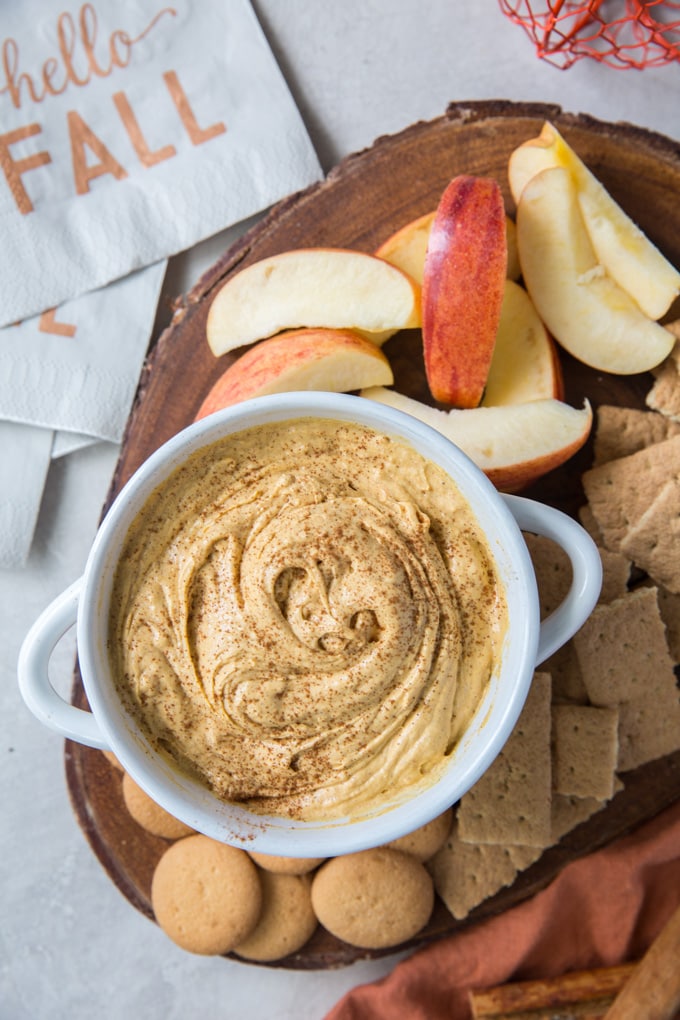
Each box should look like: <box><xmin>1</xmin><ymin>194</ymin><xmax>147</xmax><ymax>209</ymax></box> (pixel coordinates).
<box><xmin>65</xmin><ymin>100</ymin><xmax>680</xmax><ymax>969</ymax></box>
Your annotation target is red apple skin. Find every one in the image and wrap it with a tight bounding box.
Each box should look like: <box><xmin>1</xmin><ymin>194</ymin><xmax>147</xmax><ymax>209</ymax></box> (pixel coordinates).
<box><xmin>485</xmin><ymin>428</ymin><xmax>588</xmax><ymax>493</ymax></box>
<box><xmin>195</xmin><ymin>328</ymin><xmax>392</xmax><ymax>419</ymax></box>
<box><xmin>422</xmin><ymin>175</ymin><xmax>507</xmax><ymax>408</ymax></box>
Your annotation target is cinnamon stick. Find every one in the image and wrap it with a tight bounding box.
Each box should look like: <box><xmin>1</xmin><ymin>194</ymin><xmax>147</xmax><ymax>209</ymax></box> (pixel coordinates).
<box><xmin>469</xmin><ymin>963</ymin><xmax>635</xmax><ymax>1018</ymax></box>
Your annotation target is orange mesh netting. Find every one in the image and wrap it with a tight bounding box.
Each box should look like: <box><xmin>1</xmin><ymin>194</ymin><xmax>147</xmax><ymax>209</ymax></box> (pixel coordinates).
<box><xmin>499</xmin><ymin>0</ymin><xmax>680</xmax><ymax>68</ymax></box>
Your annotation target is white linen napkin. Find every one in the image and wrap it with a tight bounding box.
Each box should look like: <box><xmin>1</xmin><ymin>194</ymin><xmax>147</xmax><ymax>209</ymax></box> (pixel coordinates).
<box><xmin>0</xmin><ymin>422</ymin><xmax>54</xmax><ymax>569</ymax></box>
<box><xmin>0</xmin><ymin>260</ymin><xmax>166</xmax><ymax>568</ymax></box>
<box><xmin>0</xmin><ymin>261</ymin><xmax>167</xmax><ymax>441</ymax></box>
<box><xmin>0</xmin><ymin>0</ymin><xmax>323</xmax><ymax>568</ymax></box>
<box><xmin>0</xmin><ymin>0</ymin><xmax>322</xmax><ymax>326</ymax></box>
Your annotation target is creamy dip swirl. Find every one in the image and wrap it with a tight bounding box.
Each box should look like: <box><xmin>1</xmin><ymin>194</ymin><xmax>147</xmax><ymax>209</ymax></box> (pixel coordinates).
<box><xmin>108</xmin><ymin>419</ymin><xmax>507</xmax><ymax>821</ymax></box>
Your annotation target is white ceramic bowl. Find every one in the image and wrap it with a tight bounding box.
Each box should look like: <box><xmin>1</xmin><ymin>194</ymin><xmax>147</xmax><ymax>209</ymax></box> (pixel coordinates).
<box><xmin>18</xmin><ymin>392</ymin><xmax>601</xmax><ymax>857</ymax></box>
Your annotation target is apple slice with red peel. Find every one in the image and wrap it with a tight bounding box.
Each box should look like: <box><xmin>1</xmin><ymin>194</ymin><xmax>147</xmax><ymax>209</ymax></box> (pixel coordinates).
<box><xmin>360</xmin><ymin>387</ymin><xmax>592</xmax><ymax>493</ymax></box>
<box><xmin>482</xmin><ymin>280</ymin><xmax>563</xmax><ymax>406</ymax></box>
<box><xmin>509</xmin><ymin>121</ymin><xmax>680</xmax><ymax>319</ymax></box>
<box><xmin>517</xmin><ymin>166</ymin><xmax>675</xmax><ymax>375</ymax></box>
<box><xmin>376</xmin><ymin>212</ymin><xmax>519</xmax><ymax>285</ymax></box>
<box><xmin>196</xmin><ymin>329</ymin><xmax>394</xmax><ymax>419</ymax></box>
<box><xmin>422</xmin><ymin>175</ymin><xmax>507</xmax><ymax>408</ymax></box>
<box><xmin>206</xmin><ymin>248</ymin><xmax>421</xmax><ymax>357</ymax></box>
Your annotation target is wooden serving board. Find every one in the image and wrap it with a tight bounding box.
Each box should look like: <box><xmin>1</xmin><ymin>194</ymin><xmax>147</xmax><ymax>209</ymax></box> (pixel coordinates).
<box><xmin>66</xmin><ymin>100</ymin><xmax>680</xmax><ymax>969</ymax></box>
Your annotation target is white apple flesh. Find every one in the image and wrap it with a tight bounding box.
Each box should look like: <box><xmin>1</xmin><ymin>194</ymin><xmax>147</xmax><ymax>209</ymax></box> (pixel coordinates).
<box><xmin>360</xmin><ymin>387</ymin><xmax>592</xmax><ymax>493</ymax></box>
<box><xmin>482</xmin><ymin>280</ymin><xmax>563</xmax><ymax>406</ymax></box>
<box><xmin>509</xmin><ymin>122</ymin><xmax>680</xmax><ymax>320</ymax></box>
<box><xmin>196</xmin><ymin>328</ymin><xmax>394</xmax><ymax>419</ymax></box>
<box><xmin>206</xmin><ymin>248</ymin><xmax>421</xmax><ymax>357</ymax></box>
<box><xmin>516</xmin><ymin>167</ymin><xmax>675</xmax><ymax>375</ymax></box>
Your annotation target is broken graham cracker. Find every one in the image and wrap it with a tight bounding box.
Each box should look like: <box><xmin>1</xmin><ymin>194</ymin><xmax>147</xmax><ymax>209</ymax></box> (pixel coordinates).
<box><xmin>620</xmin><ymin>478</ymin><xmax>680</xmax><ymax>595</ymax></box>
<box><xmin>551</xmin><ymin>704</ymin><xmax>619</xmax><ymax>800</ymax></box>
<box><xmin>572</xmin><ymin>586</ymin><xmax>674</xmax><ymax>707</ymax></box>
<box><xmin>457</xmin><ymin>673</ymin><xmax>552</xmax><ymax>848</ymax></box>
<box><xmin>581</xmin><ymin>433</ymin><xmax>680</xmax><ymax>553</ymax></box>
<box><xmin>593</xmin><ymin>404</ymin><xmax>680</xmax><ymax>465</ymax></box>
<box><xmin>551</xmin><ymin>792</ymin><xmax>609</xmax><ymax>844</ymax></box>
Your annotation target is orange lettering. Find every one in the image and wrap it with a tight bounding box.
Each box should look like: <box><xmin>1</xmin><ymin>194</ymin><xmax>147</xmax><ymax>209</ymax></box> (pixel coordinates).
<box><xmin>0</xmin><ymin>6</ymin><xmax>177</xmax><ymax>111</ymax></box>
<box><xmin>79</xmin><ymin>3</ymin><xmax>113</xmax><ymax>78</ymax></box>
<box><xmin>113</xmin><ymin>90</ymin><xmax>176</xmax><ymax>167</ymax></box>
<box><xmin>0</xmin><ymin>124</ymin><xmax>51</xmax><ymax>214</ymax></box>
<box><xmin>38</xmin><ymin>308</ymin><xmax>77</xmax><ymax>337</ymax></box>
<box><xmin>41</xmin><ymin>57</ymin><xmax>68</xmax><ymax>98</ymax></box>
<box><xmin>67</xmin><ymin>110</ymin><xmax>127</xmax><ymax>194</ymax></box>
<box><xmin>163</xmin><ymin>70</ymin><xmax>226</xmax><ymax>146</ymax></box>
<box><xmin>1</xmin><ymin>39</ymin><xmax>43</xmax><ymax>107</ymax></box>
<box><xmin>56</xmin><ymin>11</ymin><xmax>90</xmax><ymax>88</ymax></box>
<box><xmin>109</xmin><ymin>29</ymin><xmax>134</xmax><ymax>68</ymax></box>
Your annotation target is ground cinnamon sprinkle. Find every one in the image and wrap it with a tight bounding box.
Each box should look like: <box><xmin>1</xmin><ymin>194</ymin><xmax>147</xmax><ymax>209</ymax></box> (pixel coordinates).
<box><xmin>108</xmin><ymin>418</ymin><xmax>508</xmax><ymax>822</ymax></box>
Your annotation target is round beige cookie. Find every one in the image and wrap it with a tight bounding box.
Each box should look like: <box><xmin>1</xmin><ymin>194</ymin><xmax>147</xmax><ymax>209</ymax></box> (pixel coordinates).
<box><xmin>248</xmin><ymin>851</ymin><xmax>325</xmax><ymax>875</ymax></box>
<box><xmin>151</xmin><ymin>835</ymin><xmax>262</xmax><ymax>955</ymax></box>
<box><xmin>311</xmin><ymin>847</ymin><xmax>434</xmax><ymax>949</ymax></box>
<box><xmin>122</xmin><ymin>772</ymin><xmax>195</xmax><ymax>840</ymax></box>
<box><xmin>385</xmin><ymin>808</ymin><xmax>453</xmax><ymax>861</ymax></box>
<box><xmin>235</xmin><ymin>871</ymin><xmax>318</xmax><ymax>962</ymax></box>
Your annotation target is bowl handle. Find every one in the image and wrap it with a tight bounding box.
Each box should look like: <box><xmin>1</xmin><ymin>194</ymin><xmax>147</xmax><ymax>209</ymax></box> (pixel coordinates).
<box><xmin>17</xmin><ymin>578</ymin><xmax>110</xmax><ymax>750</ymax></box>
<box><xmin>503</xmin><ymin>493</ymin><xmax>603</xmax><ymax>666</ymax></box>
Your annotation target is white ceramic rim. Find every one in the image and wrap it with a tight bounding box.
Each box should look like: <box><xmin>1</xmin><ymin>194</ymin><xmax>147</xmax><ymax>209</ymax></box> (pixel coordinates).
<box><xmin>76</xmin><ymin>392</ymin><xmax>539</xmax><ymax>857</ymax></box>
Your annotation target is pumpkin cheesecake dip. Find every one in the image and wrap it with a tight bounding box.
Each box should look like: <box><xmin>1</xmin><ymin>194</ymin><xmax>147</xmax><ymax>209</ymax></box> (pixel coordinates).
<box><xmin>107</xmin><ymin>418</ymin><xmax>508</xmax><ymax>821</ymax></box>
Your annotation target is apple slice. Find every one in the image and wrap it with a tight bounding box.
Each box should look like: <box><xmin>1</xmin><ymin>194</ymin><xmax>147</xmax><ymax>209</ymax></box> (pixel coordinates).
<box><xmin>517</xmin><ymin>167</ymin><xmax>675</xmax><ymax>375</ymax></box>
<box><xmin>509</xmin><ymin>121</ymin><xmax>680</xmax><ymax>320</ymax></box>
<box><xmin>360</xmin><ymin>387</ymin><xmax>592</xmax><ymax>492</ymax></box>
<box><xmin>195</xmin><ymin>328</ymin><xmax>394</xmax><ymax>419</ymax></box>
<box><xmin>422</xmin><ymin>175</ymin><xmax>507</xmax><ymax>408</ymax></box>
<box><xmin>482</xmin><ymin>280</ymin><xmax>563</xmax><ymax>406</ymax></box>
<box><xmin>206</xmin><ymin>248</ymin><xmax>421</xmax><ymax>357</ymax></box>
<box><xmin>375</xmin><ymin>211</ymin><xmax>435</xmax><ymax>284</ymax></box>
<box><xmin>376</xmin><ymin>212</ymin><xmax>520</xmax><ymax>284</ymax></box>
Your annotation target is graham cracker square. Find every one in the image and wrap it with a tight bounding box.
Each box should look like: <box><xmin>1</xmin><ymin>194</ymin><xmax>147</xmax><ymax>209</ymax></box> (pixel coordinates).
<box><xmin>598</xmin><ymin>548</ymin><xmax>631</xmax><ymax>604</ymax></box>
<box><xmin>617</xmin><ymin>681</ymin><xmax>680</xmax><ymax>771</ymax></box>
<box><xmin>573</xmin><ymin>587</ymin><xmax>674</xmax><ymax>707</ymax></box>
<box><xmin>578</xmin><ymin>504</ymin><xmax>604</xmax><ymax>545</ymax></box>
<box><xmin>581</xmin><ymin>434</ymin><xmax>680</xmax><ymax>553</ymax></box>
<box><xmin>457</xmin><ymin>672</ymin><xmax>552</xmax><ymax>848</ymax></box>
<box><xmin>549</xmin><ymin>778</ymin><xmax>624</xmax><ymax>845</ymax></box>
<box><xmin>620</xmin><ymin>478</ymin><xmax>680</xmax><ymax>595</ymax></box>
<box><xmin>523</xmin><ymin>532</ymin><xmax>572</xmax><ymax>616</ymax></box>
<box><xmin>524</xmin><ymin>533</ymin><xmax>589</xmax><ymax>702</ymax></box>
<box><xmin>428</xmin><ymin>816</ymin><xmax>517</xmax><ymax>922</ymax></box>
<box><xmin>593</xmin><ymin>404</ymin><xmax>680</xmax><ymax>465</ymax></box>
<box><xmin>546</xmin><ymin>643</ymin><xmax>589</xmax><ymax>705</ymax></box>
<box><xmin>427</xmin><ymin>819</ymin><xmax>519</xmax><ymax>920</ymax></box>
<box><xmin>550</xmin><ymin>793</ymin><xmax>609</xmax><ymax>844</ymax></box>
<box><xmin>551</xmin><ymin>703</ymin><xmax>619</xmax><ymax>800</ymax></box>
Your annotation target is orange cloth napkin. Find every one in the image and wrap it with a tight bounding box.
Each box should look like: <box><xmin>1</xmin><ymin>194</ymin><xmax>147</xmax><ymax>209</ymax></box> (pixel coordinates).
<box><xmin>324</xmin><ymin>799</ymin><xmax>680</xmax><ymax>1020</ymax></box>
